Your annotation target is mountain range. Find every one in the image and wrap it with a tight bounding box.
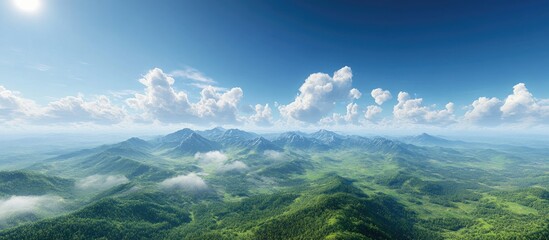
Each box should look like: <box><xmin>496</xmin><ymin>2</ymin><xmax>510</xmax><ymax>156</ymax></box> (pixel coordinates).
<box><xmin>0</xmin><ymin>128</ymin><xmax>547</xmax><ymax>239</ymax></box>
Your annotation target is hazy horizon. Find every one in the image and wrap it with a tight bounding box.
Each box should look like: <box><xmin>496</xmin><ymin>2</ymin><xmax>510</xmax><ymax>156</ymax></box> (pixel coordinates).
<box><xmin>1</xmin><ymin>1</ymin><xmax>548</xmax><ymax>135</ymax></box>
<box><xmin>0</xmin><ymin>1</ymin><xmax>548</xmax><ymax>239</ymax></box>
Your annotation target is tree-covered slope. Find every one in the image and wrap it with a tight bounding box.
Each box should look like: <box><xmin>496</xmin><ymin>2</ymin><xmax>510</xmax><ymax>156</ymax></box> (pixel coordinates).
<box><xmin>0</xmin><ymin>128</ymin><xmax>548</xmax><ymax>239</ymax></box>
<box><xmin>0</xmin><ymin>176</ymin><xmax>429</xmax><ymax>240</ymax></box>
<box><xmin>0</xmin><ymin>171</ymin><xmax>73</xmax><ymax>197</ymax></box>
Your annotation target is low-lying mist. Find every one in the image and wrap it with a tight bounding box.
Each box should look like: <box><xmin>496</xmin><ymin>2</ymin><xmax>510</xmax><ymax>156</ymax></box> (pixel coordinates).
<box><xmin>76</xmin><ymin>175</ymin><xmax>129</xmax><ymax>191</ymax></box>
<box><xmin>159</xmin><ymin>173</ymin><xmax>208</xmax><ymax>192</ymax></box>
<box><xmin>0</xmin><ymin>195</ymin><xmax>64</xmax><ymax>224</ymax></box>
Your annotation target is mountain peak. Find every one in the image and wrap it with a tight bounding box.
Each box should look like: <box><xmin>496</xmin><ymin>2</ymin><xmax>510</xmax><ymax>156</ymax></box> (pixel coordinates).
<box><xmin>400</xmin><ymin>133</ymin><xmax>453</xmax><ymax>147</ymax></box>
<box><xmin>224</xmin><ymin>128</ymin><xmax>245</xmax><ymax>135</ymax></box>
<box><xmin>311</xmin><ymin>129</ymin><xmax>343</xmax><ymax>145</ymax></box>
<box><xmin>415</xmin><ymin>133</ymin><xmax>446</xmax><ymax>141</ymax></box>
<box><xmin>279</xmin><ymin>131</ymin><xmax>307</xmax><ymax>138</ymax></box>
<box><xmin>253</xmin><ymin>136</ymin><xmax>268</xmax><ymax>143</ymax></box>
<box><xmin>212</xmin><ymin>126</ymin><xmax>226</xmax><ymax>131</ymax></box>
<box><xmin>316</xmin><ymin>129</ymin><xmax>332</xmax><ymax>134</ymax></box>
<box><xmin>418</xmin><ymin>133</ymin><xmax>434</xmax><ymax>138</ymax></box>
<box><xmin>221</xmin><ymin>128</ymin><xmax>258</xmax><ymax>140</ymax></box>
<box><xmin>248</xmin><ymin>137</ymin><xmax>281</xmax><ymax>152</ymax></box>
<box><xmin>312</xmin><ymin>129</ymin><xmax>339</xmax><ymax>137</ymax></box>
<box><xmin>197</xmin><ymin>127</ymin><xmax>226</xmax><ymax>140</ymax></box>
<box><xmin>185</xmin><ymin>132</ymin><xmax>200</xmax><ymax>139</ymax></box>
<box><xmin>162</xmin><ymin>128</ymin><xmax>195</xmax><ymax>142</ymax></box>
<box><xmin>126</xmin><ymin>137</ymin><xmax>146</xmax><ymax>143</ymax></box>
<box><xmin>115</xmin><ymin>137</ymin><xmax>151</xmax><ymax>150</ymax></box>
<box><xmin>169</xmin><ymin>132</ymin><xmax>219</xmax><ymax>155</ymax></box>
<box><xmin>174</xmin><ymin>128</ymin><xmax>194</xmax><ymax>134</ymax></box>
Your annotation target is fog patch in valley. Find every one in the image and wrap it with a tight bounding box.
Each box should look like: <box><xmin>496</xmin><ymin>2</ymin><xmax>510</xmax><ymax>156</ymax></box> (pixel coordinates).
<box><xmin>76</xmin><ymin>174</ymin><xmax>129</xmax><ymax>191</ymax></box>
<box><xmin>0</xmin><ymin>195</ymin><xmax>64</xmax><ymax>221</ymax></box>
<box><xmin>195</xmin><ymin>151</ymin><xmax>249</xmax><ymax>173</ymax></box>
<box><xmin>194</xmin><ymin>151</ymin><xmax>228</xmax><ymax>164</ymax></box>
<box><xmin>264</xmin><ymin>150</ymin><xmax>285</xmax><ymax>160</ymax></box>
<box><xmin>217</xmin><ymin>161</ymin><xmax>248</xmax><ymax>173</ymax></box>
<box><xmin>159</xmin><ymin>173</ymin><xmax>208</xmax><ymax>192</ymax></box>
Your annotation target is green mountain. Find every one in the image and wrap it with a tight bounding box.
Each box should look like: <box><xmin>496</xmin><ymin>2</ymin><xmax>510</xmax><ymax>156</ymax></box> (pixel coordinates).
<box><xmin>0</xmin><ymin>128</ymin><xmax>547</xmax><ymax>239</ymax></box>
<box><xmin>165</xmin><ymin>133</ymin><xmax>220</xmax><ymax>156</ymax></box>
<box><xmin>0</xmin><ymin>171</ymin><xmax>73</xmax><ymax>197</ymax></box>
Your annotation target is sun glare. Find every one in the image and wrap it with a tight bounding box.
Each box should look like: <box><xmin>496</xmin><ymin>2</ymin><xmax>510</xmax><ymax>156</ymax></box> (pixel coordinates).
<box><xmin>13</xmin><ymin>0</ymin><xmax>41</xmax><ymax>13</ymax></box>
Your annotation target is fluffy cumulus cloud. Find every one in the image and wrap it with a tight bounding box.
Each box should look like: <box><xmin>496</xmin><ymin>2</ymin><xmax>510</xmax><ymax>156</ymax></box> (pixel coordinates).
<box><xmin>0</xmin><ymin>85</ymin><xmax>41</xmax><ymax>121</ymax></box>
<box><xmin>127</xmin><ymin>68</ymin><xmax>243</xmax><ymax>124</ymax></box>
<box><xmin>76</xmin><ymin>175</ymin><xmax>129</xmax><ymax>191</ymax></box>
<box><xmin>464</xmin><ymin>97</ymin><xmax>503</xmax><ymax>125</ymax></box>
<box><xmin>501</xmin><ymin>83</ymin><xmax>536</xmax><ymax>118</ymax></box>
<box><xmin>320</xmin><ymin>102</ymin><xmax>360</xmax><ymax>125</ymax></box>
<box><xmin>3</xmin><ymin>65</ymin><xmax>549</xmax><ymax>130</ymax></box>
<box><xmin>465</xmin><ymin>83</ymin><xmax>548</xmax><ymax>125</ymax></box>
<box><xmin>249</xmin><ymin>104</ymin><xmax>273</xmax><ymax>126</ymax></box>
<box><xmin>279</xmin><ymin>66</ymin><xmax>355</xmax><ymax>123</ymax></box>
<box><xmin>41</xmin><ymin>95</ymin><xmax>126</xmax><ymax>124</ymax></box>
<box><xmin>194</xmin><ymin>86</ymin><xmax>243</xmax><ymax>123</ymax></box>
<box><xmin>365</xmin><ymin>105</ymin><xmax>383</xmax><ymax>121</ymax></box>
<box><xmin>0</xmin><ymin>195</ymin><xmax>64</xmax><ymax>221</ymax></box>
<box><xmin>349</xmin><ymin>88</ymin><xmax>362</xmax><ymax>100</ymax></box>
<box><xmin>393</xmin><ymin>92</ymin><xmax>455</xmax><ymax>125</ymax></box>
<box><xmin>1</xmin><ymin>85</ymin><xmax>125</xmax><ymax>124</ymax></box>
<box><xmin>343</xmin><ymin>103</ymin><xmax>359</xmax><ymax>122</ymax></box>
<box><xmin>217</xmin><ymin>161</ymin><xmax>248</xmax><ymax>173</ymax></box>
<box><xmin>500</xmin><ymin>83</ymin><xmax>549</xmax><ymax>122</ymax></box>
<box><xmin>126</xmin><ymin>68</ymin><xmax>192</xmax><ymax>122</ymax></box>
<box><xmin>159</xmin><ymin>173</ymin><xmax>208</xmax><ymax>192</ymax></box>
<box><xmin>371</xmin><ymin>88</ymin><xmax>392</xmax><ymax>105</ymax></box>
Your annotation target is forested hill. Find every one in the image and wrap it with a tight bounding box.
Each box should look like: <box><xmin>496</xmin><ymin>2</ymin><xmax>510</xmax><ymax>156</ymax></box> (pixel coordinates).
<box><xmin>0</xmin><ymin>128</ymin><xmax>547</xmax><ymax>239</ymax></box>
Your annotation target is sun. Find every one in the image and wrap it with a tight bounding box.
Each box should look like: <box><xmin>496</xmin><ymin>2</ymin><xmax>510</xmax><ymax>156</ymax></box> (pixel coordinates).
<box><xmin>13</xmin><ymin>0</ymin><xmax>41</xmax><ymax>13</ymax></box>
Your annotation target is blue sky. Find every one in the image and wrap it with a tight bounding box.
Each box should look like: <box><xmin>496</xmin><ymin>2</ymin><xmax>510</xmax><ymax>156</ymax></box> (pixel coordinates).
<box><xmin>1</xmin><ymin>0</ymin><xmax>548</xmax><ymax>134</ymax></box>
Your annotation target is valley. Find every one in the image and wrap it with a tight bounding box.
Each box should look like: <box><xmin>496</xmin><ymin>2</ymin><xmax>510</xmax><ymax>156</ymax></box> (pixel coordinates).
<box><xmin>0</xmin><ymin>128</ymin><xmax>547</xmax><ymax>239</ymax></box>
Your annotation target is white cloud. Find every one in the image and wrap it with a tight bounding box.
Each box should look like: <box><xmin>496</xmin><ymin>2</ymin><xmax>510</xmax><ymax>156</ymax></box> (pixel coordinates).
<box><xmin>501</xmin><ymin>83</ymin><xmax>535</xmax><ymax>118</ymax></box>
<box><xmin>279</xmin><ymin>66</ymin><xmax>354</xmax><ymax>123</ymax></box>
<box><xmin>0</xmin><ymin>195</ymin><xmax>64</xmax><ymax>221</ymax></box>
<box><xmin>264</xmin><ymin>150</ymin><xmax>284</xmax><ymax>160</ymax></box>
<box><xmin>371</xmin><ymin>88</ymin><xmax>392</xmax><ymax>105</ymax></box>
<box><xmin>76</xmin><ymin>175</ymin><xmax>129</xmax><ymax>190</ymax></box>
<box><xmin>500</xmin><ymin>83</ymin><xmax>548</xmax><ymax>122</ymax></box>
<box><xmin>464</xmin><ymin>83</ymin><xmax>549</xmax><ymax>126</ymax></box>
<box><xmin>41</xmin><ymin>95</ymin><xmax>126</xmax><ymax>124</ymax></box>
<box><xmin>170</xmin><ymin>67</ymin><xmax>216</xmax><ymax>84</ymax></box>
<box><xmin>320</xmin><ymin>102</ymin><xmax>360</xmax><ymax>125</ymax></box>
<box><xmin>126</xmin><ymin>68</ymin><xmax>193</xmax><ymax>122</ymax></box>
<box><xmin>217</xmin><ymin>161</ymin><xmax>248</xmax><ymax>173</ymax></box>
<box><xmin>127</xmin><ymin>68</ymin><xmax>243</xmax><ymax>124</ymax></box>
<box><xmin>464</xmin><ymin>97</ymin><xmax>503</xmax><ymax>125</ymax></box>
<box><xmin>0</xmin><ymin>85</ymin><xmax>41</xmax><ymax>121</ymax></box>
<box><xmin>249</xmin><ymin>103</ymin><xmax>273</xmax><ymax>126</ymax></box>
<box><xmin>195</xmin><ymin>151</ymin><xmax>249</xmax><ymax>173</ymax></box>
<box><xmin>31</xmin><ymin>64</ymin><xmax>51</xmax><ymax>72</ymax></box>
<box><xmin>193</xmin><ymin>86</ymin><xmax>243</xmax><ymax>123</ymax></box>
<box><xmin>194</xmin><ymin>151</ymin><xmax>228</xmax><ymax>164</ymax></box>
<box><xmin>109</xmin><ymin>89</ymin><xmax>138</xmax><ymax>99</ymax></box>
<box><xmin>1</xmin><ymin>85</ymin><xmax>125</xmax><ymax>124</ymax></box>
<box><xmin>159</xmin><ymin>173</ymin><xmax>208</xmax><ymax>191</ymax></box>
<box><xmin>4</xmin><ymin>67</ymin><xmax>549</xmax><ymax>131</ymax></box>
<box><xmin>349</xmin><ymin>88</ymin><xmax>362</xmax><ymax>100</ymax></box>
<box><xmin>393</xmin><ymin>92</ymin><xmax>455</xmax><ymax>125</ymax></box>
<box><xmin>344</xmin><ymin>103</ymin><xmax>359</xmax><ymax>122</ymax></box>
<box><xmin>365</xmin><ymin>105</ymin><xmax>382</xmax><ymax>120</ymax></box>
